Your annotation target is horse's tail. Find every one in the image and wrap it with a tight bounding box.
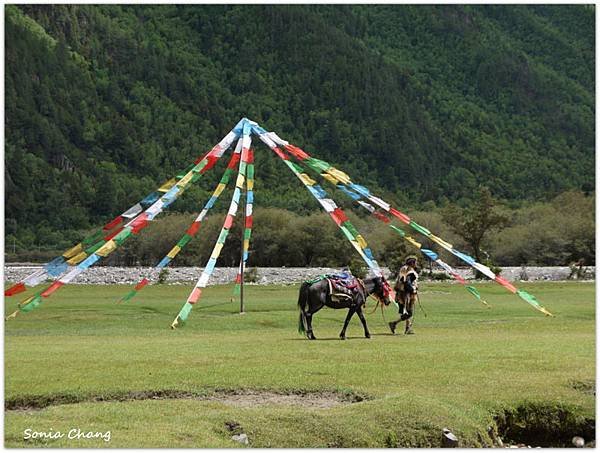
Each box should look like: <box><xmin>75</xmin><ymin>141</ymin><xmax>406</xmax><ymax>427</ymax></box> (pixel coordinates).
<box><xmin>297</xmin><ymin>282</ymin><xmax>310</xmax><ymax>335</ymax></box>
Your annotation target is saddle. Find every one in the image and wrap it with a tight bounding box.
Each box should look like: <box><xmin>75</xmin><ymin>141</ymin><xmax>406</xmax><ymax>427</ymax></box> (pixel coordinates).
<box><xmin>326</xmin><ymin>275</ymin><xmax>361</xmax><ymax>303</ymax></box>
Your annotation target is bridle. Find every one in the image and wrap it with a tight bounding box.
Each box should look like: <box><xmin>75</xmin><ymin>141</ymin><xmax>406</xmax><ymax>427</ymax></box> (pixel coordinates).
<box><xmin>365</xmin><ymin>277</ymin><xmax>394</xmax><ymax>314</ymax></box>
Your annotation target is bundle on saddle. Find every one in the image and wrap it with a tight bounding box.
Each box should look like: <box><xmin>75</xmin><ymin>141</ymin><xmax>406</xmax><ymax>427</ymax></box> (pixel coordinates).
<box><xmin>306</xmin><ymin>271</ymin><xmax>362</xmax><ymax>304</ymax></box>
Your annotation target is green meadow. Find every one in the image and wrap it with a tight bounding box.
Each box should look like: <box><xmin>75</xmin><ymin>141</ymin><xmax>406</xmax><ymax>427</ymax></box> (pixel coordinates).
<box><xmin>4</xmin><ymin>281</ymin><xmax>595</xmax><ymax>447</ymax></box>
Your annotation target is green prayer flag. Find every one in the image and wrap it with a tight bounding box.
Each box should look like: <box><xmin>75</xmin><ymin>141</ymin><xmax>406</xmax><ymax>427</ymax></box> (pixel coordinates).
<box><xmin>409</xmin><ymin>221</ymin><xmax>431</xmax><ymax>237</ymax></box>
<box><xmin>19</xmin><ymin>294</ymin><xmax>42</xmax><ymax>313</ymax></box>
<box><xmin>121</xmin><ymin>290</ymin><xmax>137</xmax><ymax>302</ymax></box>
<box><xmin>339</xmin><ymin>225</ymin><xmax>355</xmax><ymax>242</ymax></box>
<box><xmin>177</xmin><ymin>302</ymin><xmax>193</xmax><ymax>323</ymax></box>
<box><xmin>177</xmin><ymin>163</ymin><xmax>196</xmax><ymax>178</ymax></box>
<box><xmin>341</xmin><ymin>221</ymin><xmax>359</xmax><ymax>238</ymax></box>
<box><xmin>177</xmin><ymin>234</ymin><xmax>192</xmax><ymax>248</ymax></box>
<box><xmin>218</xmin><ymin>229</ymin><xmax>228</xmax><ymax>244</ymax></box>
<box><xmin>244</xmin><ymin>229</ymin><xmax>252</xmax><ymax>240</ymax></box>
<box><xmin>466</xmin><ymin>286</ymin><xmax>481</xmax><ymax>300</ymax></box>
<box><xmin>517</xmin><ymin>290</ymin><xmax>540</xmax><ymax>308</ymax></box>
<box><xmin>389</xmin><ymin>225</ymin><xmax>406</xmax><ymax>237</ymax></box>
<box><xmin>82</xmin><ymin>230</ymin><xmax>104</xmax><ymax>246</ymax></box>
<box><xmin>247</xmin><ymin>165</ymin><xmax>254</xmax><ymax>180</ymax></box>
<box><xmin>192</xmin><ymin>160</ymin><xmax>207</xmax><ymax>173</ymax></box>
<box><xmin>305</xmin><ymin>158</ymin><xmax>331</xmax><ymax>173</ymax></box>
<box><xmin>84</xmin><ymin>240</ymin><xmax>106</xmax><ymax>255</ymax></box>
<box><xmin>288</xmin><ymin>162</ymin><xmax>305</xmax><ymax>174</ymax></box>
<box><xmin>113</xmin><ymin>229</ymin><xmax>132</xmax><ymax>246</ymax></box>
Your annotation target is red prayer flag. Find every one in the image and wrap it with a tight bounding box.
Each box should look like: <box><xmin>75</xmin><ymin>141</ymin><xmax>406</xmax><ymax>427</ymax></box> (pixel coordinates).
<box><xmin>224</xmin><ymin>215</ymin><xmax>234</xmax><ymax>229</ymax></box>
<box><xmin>227</xmin><ymin>153</ymin><xmax>241</xmax><ymax>169</ymax></box>
<box><xmin>451</xmin><ymin>272</ymin><xmax>466</xmax><ymax>285</ymax></box>
<box><xmin>247</xmin><ymin>148</ymin><xmax>255</xmax><ymax>163</ymax></box>
<box><xmin>390</xmin><ymin>208</ymin><xmax>411</xmax><ymax>224</ymax></box>
<box><xmin>194</xmin><ymin>149</ymin><xmax>212</xmax><ymax>165</ymax></box>
<box><xmin>103</xmin><ymin>216</ymin><xmax>122</xmax><ymax>231</ymax></box>
<box><xmin>331</xmin><ymin>208</ymin><xmax>348</xmax><ymax>226</ymax></box>
<box><xmin>372</xmin><ymin>211</ymin><xmax>391</xmax><ymax>223</ymax></box>
<box><xmin>495</xmin><ymin>276</ymin><xmax>517</xmax><ymax>293</ymax></box>
<box><xmin>135</xmin><ymin>278</ymin><xmax>149</xmax><ymax>291</ymax></box>
<box><xmin>284</xmin><ymin>144</ymin><xmax>309</xmax><ymax>160</ymax></box>
<box><xmin>41</xmin><ymin>281</ymin><xmax>64</xmax><ymax>297</ymax></box>
<box><xmin>187</xmin><ymin>221</ymin><xmax>201</xmax><ymax>237</ymax></box>
<box><xmin>5</xmin><ymin>282</ymin><xmax>26</xmax><ymax>297</ymax></box>
<box><xmin>241</xmin><ymin>147</ymin><xmax>250</xmax><ymax>162</ymax></box>
<box><xmin>104</xmin><ymin>226</ymin><xmax>124</xmax><ymax>242</ymax></box>
<box><xmin>187</xmin><ymin>287</ymin><xmax>202</xmax><ymax>304</ymax></box>
<box><xmin>200</xmin><ymin>155</ymin><xmax>219</xmax><ymax>174</ymax></box>
<box><xmin>245</xmin><ymin>216</ymin><xmax>253</xmax><ymax>229</ymax></box>
<box><xmin>271</xmin><ymin>147</ymin><xmax>288</xmax><ymax>160</ymax></box>
<box><xmin>130</xmin><ymin>214</ymin><xmax>149</xmax><ymax>234</ymax></box>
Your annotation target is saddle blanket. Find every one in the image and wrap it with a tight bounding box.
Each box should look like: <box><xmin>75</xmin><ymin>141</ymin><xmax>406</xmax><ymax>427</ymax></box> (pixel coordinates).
<box><xmin>327</xmin><ymin>276</ymin><xmax>360</xmax><ymax>302</ymax></box>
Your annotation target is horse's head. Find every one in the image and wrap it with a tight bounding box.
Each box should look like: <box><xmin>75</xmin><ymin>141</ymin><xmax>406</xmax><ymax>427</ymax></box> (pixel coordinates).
<box><xmin>370</xmin><ymin>276</ymin><xmax>395</xmax><ymax>306</ymax></box>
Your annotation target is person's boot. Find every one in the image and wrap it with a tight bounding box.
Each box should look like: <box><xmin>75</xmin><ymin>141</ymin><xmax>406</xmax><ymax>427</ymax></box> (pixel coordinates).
<box><xmin>388</xmin><ymin>321</ymin><xmax>397</xmax><ymax>335</ymax></box>
<box><xmin>405</xmin><ymin>321</ymin><xmax>414</xmax><ymax>335</ymax></box>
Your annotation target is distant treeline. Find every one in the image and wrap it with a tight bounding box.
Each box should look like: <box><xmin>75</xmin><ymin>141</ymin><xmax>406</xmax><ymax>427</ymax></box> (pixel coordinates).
<box><xmin>5</xmin><ymin>4</ymin><xmax>595</xmax><ymax>252</ymax></box>
<box><xmin>6</xmin><ymin>191</ymin><xmax>594</xmax><ymax>268</ymax></box>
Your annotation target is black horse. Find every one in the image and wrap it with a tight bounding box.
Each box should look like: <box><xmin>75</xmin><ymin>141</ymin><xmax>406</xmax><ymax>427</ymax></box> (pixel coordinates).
<box><xmin>297</xmin><ymin>275</ymin><xmax>392</xmax><ymax>340</ymax></box>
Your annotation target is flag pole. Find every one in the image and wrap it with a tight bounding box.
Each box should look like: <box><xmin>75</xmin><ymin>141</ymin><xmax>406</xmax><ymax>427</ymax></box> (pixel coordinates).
<box><xmin>239</xmin><ymin>178</ymin><xmax>246</xmax><ymax>314</ymax></box>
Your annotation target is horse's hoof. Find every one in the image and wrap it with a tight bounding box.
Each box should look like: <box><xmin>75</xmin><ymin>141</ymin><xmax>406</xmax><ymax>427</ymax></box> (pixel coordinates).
<box><xmin>365</xmin><ymin>334</ymin><xmax>371</xmax><ymax>339</ymax></box>
<box><xmin>388</xmin><ymin>322</ymin><xmax>396</xmax><ymax>335</ymax></box>
<box><xmin>339</xmin><ymin>336</ymin><xmax>346</xmax><ymax>340</ymax></box>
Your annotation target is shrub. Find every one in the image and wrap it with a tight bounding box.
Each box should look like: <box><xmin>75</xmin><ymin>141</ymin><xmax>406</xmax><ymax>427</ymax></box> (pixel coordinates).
<box><xmin>157</xmin><ymin>268</ymin><xmax>169</xmax><ymax>284</ymax></box>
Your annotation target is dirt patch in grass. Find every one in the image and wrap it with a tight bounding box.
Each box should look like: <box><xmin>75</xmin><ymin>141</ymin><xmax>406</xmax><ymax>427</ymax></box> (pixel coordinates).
<box><xmin>494</xmin><ymin>402</ymin><xmax>595</xmax><ymax>447</ymax></box>
<box><xmin>570</xmin><ymin>379</ymin><xmax>595</xmax><ymax>396</ymax></box>
<box><xmin>5</xmin><ymin>388</ymin><xmax>369</xmax><ymax>411</ymax></box>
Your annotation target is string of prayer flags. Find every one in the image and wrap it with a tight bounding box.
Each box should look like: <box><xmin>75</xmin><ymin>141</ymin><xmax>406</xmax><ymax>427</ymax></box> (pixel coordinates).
<box><xmin>119</xmin><ymin>149</ymin><xmax>243</xmax><ymax>303</ymax></box>
<box><xmin>9</xmin><ymin>125</ymin><xmax>241</xmax><ymax>317</ymax></box>
<box><xmin>171</xmin><ymin>123</ymin><xmax>252</xmax><ymax>328</ymax></box>
<box><xmin>281</xmin><ymin>141</ymin><xmax>551</xmax><ymax>316</ymax></box>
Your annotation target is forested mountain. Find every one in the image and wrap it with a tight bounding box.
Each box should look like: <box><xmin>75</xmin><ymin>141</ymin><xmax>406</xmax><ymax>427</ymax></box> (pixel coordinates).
<box><xmin>5</xmin><ymin>5</ymin><xmax>594</xmax><ymax>254</ymax></box>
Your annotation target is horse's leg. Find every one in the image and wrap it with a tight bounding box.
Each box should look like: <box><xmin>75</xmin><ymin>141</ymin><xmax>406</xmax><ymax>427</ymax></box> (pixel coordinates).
<box><xmin>356</xmin><ymin>306</ymin><xmax>370</xmax><ymax>339</ymax></box>
<box><xmin>306</xmin><ymin>311</ymin><xmax>317</xmax><ymax>340</ymax></box>
<box><xmin>404</xmin><ymin>294</ymin><xmax>415</xmax><ymax>335</ymax></box>
<box><xmin>339</xmin><ymin>308</ymin><xmax>355</xmax><ymax>340</ymax></box>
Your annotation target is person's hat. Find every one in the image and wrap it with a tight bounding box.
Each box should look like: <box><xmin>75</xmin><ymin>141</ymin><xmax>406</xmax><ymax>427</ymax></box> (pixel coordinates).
<box><xmin>405</xmin><ymin>255</ymin><xmax>418</xmax><ymax>265</ymax></box>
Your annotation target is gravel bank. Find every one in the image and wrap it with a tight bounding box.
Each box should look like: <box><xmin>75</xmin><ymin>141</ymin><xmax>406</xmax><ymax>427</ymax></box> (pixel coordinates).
<box><xmin>3</xmin><ymin>265</ymin><xmax>595</xmax><ymax>285</ymax></box>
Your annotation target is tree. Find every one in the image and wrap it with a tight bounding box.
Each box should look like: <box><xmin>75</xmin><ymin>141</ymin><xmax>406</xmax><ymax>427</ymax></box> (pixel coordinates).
<box><xmin>442</xmin><ymin>186</ymin><xmax>509</xmax><ymax>275</ymax></box>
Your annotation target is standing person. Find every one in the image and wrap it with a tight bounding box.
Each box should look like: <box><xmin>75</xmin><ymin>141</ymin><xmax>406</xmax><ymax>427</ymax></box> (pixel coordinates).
<box><xmin>389</xmin><ymin>256</ymin><xmax>419</xmax><ymax>335</ymax></box>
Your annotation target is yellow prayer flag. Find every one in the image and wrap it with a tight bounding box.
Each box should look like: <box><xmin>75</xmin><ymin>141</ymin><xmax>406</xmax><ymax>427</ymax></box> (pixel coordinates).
<box><xmin>299</xmin><ymin>173</ymin><xmax>316</xmax><ymax>186</ymax></box>
<box><xmin>430</xmin><ymin>235</ymin><xmax>453</xmax><ymax>250</ymax></box>
<box><xmin>247</xmin><ymin>179</ymin><xmax>254</xmax><ymax>191</ymax></box>
<box><xmin>236</xmin><ymin>175</ymin><xmax>245</xmax><ymax>188</ymax></box>
<box><xmin>327</xmin><ymin>168</ymin><xmax>351</xmax><ymax>184</ymax></box>
<box><xmin>243</xmin><ymin>239</ymin><xmax>250</xmax><ymax>250</ymax></box>
<box><xmin>211</xmin><ymin>243</ymin><xmax>224</xmax><ymax>259</ymax></box>
<box><xmin>96</xmin><ymin>240</ymin><xmax>117</xmax><ymax>257</ymax></box>
<box><xmin>158</xmin><ymin>178</ymin><xmax>177</xmax><ymax>192</ymax></box>
<box><xmin>214</xmin><ymin>183</ymin><xmax>226</xmax><ymax>197</ymax></box>
<box><xmin>167</xmin><ymin>245</ymin><xmax>181</xmax><ymax>259</ymax></box>
<box><xmin>356</xmin><ymin>234</ymin><xmax>368</xmax><ymax>249</ymax></box>
<box><xmin>67</xmin><ymin>251</ymin><xmax>88</xmax><ymax>265</ymax></box>
<box><xmin>63</xmin><ymin>243</ymin><xmax>83</xmax><ymax>259</ymax></box>
<box><xmin>405</xmin><ymin>236</ymin><xmax>422</xmax><ymax>249</ymax></box>
<box><xmin>322</xmin><ymin>173</ymin><xmax>338</xmax><ymax>185</ymax></box>
<box><xmin>349</xmin><ymin>240</ymin><xmax>363</xmax><ymax>254</ymax></box>
<box><xmin>178</xmin><ymin>172</ymin><xmax>193</xmax><ymax>187</ymax></box>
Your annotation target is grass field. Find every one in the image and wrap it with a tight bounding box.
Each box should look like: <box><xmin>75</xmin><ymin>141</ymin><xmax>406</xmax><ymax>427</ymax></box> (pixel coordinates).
<box><xmin>4</xmin><ymin>281</ymin><xmax>595</xmax><ymax>447</ymax></box>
